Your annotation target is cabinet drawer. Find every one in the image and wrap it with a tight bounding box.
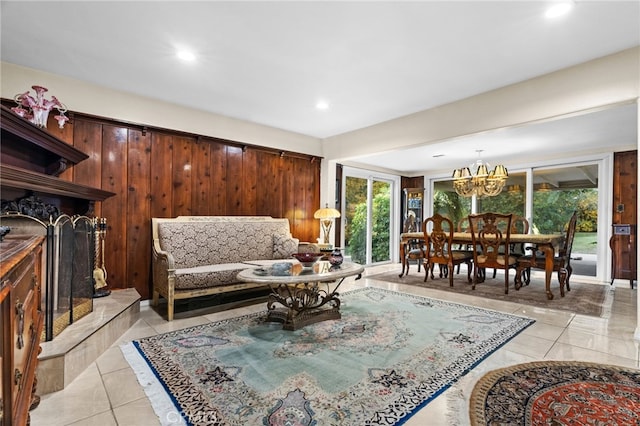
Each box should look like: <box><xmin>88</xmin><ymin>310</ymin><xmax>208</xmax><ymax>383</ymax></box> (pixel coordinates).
<box><xmin>8</xmin><ymin>255</ymin><xmax>38</xmax><ymax>414</ymax></box>
<box><xmin>12</xmin><ymin>287</ymin><xmax>37</xmax><ymax>404</ymax></box>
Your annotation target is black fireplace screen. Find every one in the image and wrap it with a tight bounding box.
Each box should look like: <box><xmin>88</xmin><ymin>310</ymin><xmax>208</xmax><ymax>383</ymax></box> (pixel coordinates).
<box><xmin>0</xmin><ymin>213</ymin><xmax>95</xmax><ymax>341</ymax></box>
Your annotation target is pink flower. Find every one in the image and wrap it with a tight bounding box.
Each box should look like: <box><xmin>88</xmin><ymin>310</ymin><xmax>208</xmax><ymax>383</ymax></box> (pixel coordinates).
<box><xmin>15</xmin><ymin>91</ymin><xmax>36</xmax><ymax>108</ymax></box>
<box><xmin>51</xmin><ymin>96</ymin><xmax>64</xmax><ymax>109</ymax></box>
<box><xmin>11</xmin><ymin>106</ymin><xmax>28</xmax><ymax>117</ymax></box>
<box><xmin>54</xmin><ymin>114</ymin><xmax>69</xmax><ymax>129</ymax></box>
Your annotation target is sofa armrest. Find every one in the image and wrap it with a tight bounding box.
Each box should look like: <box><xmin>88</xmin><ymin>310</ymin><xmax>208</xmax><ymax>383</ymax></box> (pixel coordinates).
<box><xmin>152</xmin><ymin>237</ymin><xmax>175</xmax><ymax>267</ymax></box>
<box><xmin>152</xmin><ymin>238</ymin><xmax>176</xmax><ymax>292</ymax></box>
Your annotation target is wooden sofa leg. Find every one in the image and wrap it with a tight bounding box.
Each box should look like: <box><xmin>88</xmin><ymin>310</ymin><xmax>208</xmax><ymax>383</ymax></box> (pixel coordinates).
<box><xmin>152</xmin><ymin>290</ymin><xmax>159</xmax><ymax>306</ymax></box>
<box><xmin>165</xmin><ymin>284</ymin><xmax>175</xmax><ymax>321</ymax></box>
<box><xmin>167</xmin><ymin>303</ymin><xmax>174</xmax><ymax>321</ymax></box>
<box><xmin>167</xmin><ymin>295</ymin><xmax>174</xmax><ymax>321</ymax></box>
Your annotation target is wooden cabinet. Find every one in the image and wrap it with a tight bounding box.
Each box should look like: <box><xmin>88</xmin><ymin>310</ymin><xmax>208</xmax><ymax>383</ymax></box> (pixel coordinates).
<box><xmin>402</xmin><ymin>188</ymin><xmax>424</xmax><ymax>232</ymax></box>
<box><xmin>0</xmin><ymin>235</ymin><xmax>44</xmax><ymax>426</ymax></box>
<box><xmin>610</xmin><ymin>224</ymin><xmax>636</xmax><ymax>288</ymax></box>
<box><xmin>611</xmin><ymin>150</ymin><xmax>637</xmax><ymax>288</ymax></box>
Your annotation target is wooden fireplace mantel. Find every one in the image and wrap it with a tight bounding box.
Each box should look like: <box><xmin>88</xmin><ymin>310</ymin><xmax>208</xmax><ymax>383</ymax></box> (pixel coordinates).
<box><xmin>0</xmin><ymin>105</ymin><xmax>114</xmax><ymax>216</ymax></box>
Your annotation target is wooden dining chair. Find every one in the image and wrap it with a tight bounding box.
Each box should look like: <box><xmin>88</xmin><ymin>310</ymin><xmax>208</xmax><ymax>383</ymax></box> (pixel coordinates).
<box><xmin>457</xmin><ymin>217</ymin><xmax>471</xmax><ymax>233</ymax></box>
<box><xmin>423</xmin><ymin>214</ymin><xmax>473</xmax><ymax>286</ymax></box>
<box><xmin>512</xmin><ymin>216</ymin><xmax>530</xmax><ymax>234</ymax></box>
<box><xmin>515</xmin><ymin>211</ymin><xmax>578</xmax><ymax>297</ymax></box>
<box><xmin>454</xmin><ymin>217</ymin><xmax>475</xmax><ymax>274</ymax></box>
<box><xmin>399</xmin><ymin>213</ymin><xmax>426</xmax><ymax>277</ymax></box>
<box><xmin>510</xmin><ymin>216</ymin><xmax>530</xmax><ymax>253</ymax></box>
<box><xmin>491</xmin><ymin>215</ymin><xmax>529</xmax><ymax>278</ymax></box>
<box><xmin>468</xmin><ymin>212</ymin><xmax>517</xmax><ymax>294</ymax></box>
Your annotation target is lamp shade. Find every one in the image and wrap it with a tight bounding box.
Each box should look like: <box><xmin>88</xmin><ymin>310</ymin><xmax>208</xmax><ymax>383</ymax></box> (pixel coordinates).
<box><xmin>475</xmin><ymin>164</ymin><xmax>489</xmax><ymax>177</ymax></box>
<box><xmin>453</xmin><ymin>167</ymin><xmax>472</xmax><ymax>180</ymax></box>
<box><xmin>314</xmin><ymin>205</ymin><xmax>341</xmax><ymax>219</ymax></box>
<box><xmin>492</xmin><ymin>164</ymin><xmax>508</xmax><ymax>179</ymax></box>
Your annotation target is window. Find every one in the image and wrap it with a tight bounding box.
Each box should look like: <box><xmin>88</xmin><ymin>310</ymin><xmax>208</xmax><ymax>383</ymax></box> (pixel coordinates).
<box><xmin>431</xmin><ymin>160</ymin><xmax>604</xmax><ymax>279</ymax></box>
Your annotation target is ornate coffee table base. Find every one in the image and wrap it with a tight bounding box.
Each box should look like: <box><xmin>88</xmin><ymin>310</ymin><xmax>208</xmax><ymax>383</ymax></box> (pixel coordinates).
<box><xmin>266</xmin><ymin>279</ymin><xmax>346</xmax><ymax>331</ymax></box>
<box><xmin>267</xmin><ymin>306</ymin><xmax>341</xmax><ymax>331</ymax></box>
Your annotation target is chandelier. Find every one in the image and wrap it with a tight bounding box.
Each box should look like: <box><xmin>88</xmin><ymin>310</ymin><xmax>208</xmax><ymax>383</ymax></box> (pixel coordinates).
<box><xmin>452</xmin><ymin>150</ymin><xmax>508</xmax><ymax>197</ymax></box>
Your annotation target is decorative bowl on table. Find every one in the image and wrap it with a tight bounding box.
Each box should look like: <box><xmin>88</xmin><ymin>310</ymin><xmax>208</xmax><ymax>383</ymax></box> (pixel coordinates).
<box><xmin>291</xmin><ymin>252</ymin><xmax>324</xmax><ymax>268</ymax></box>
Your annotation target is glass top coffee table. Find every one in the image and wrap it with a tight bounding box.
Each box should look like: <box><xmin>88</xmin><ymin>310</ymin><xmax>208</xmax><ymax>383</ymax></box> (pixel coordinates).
<box><xmin>237</xmin><ymin>260</ymin><xmax>364</xmax><ymax>330</ymax></box>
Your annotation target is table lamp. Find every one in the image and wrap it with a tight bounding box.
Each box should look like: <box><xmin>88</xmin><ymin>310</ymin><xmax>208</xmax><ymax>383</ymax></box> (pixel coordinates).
<box><xmin>314</xmin><ymin>204</ymin><xmax>341</xmax><ymax>245</ymax></box>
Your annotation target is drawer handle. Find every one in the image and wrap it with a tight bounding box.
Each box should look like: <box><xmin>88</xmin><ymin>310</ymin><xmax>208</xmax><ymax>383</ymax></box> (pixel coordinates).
<box><xmin>14</xmin><ymin>368</ymin><xmax>23</xmax><ymax>389</ymax></box>
<box><xmin>15</xmin><ymin>300</ymin><xmax>24</xmax><ymax>350</ymax></box>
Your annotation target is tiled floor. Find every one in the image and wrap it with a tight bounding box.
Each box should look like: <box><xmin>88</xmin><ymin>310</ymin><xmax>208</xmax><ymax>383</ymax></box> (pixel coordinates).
<box><xmin>30</xmin><ymin>264</ymin><xmax>639</xmax><ymax>426</ymax></box>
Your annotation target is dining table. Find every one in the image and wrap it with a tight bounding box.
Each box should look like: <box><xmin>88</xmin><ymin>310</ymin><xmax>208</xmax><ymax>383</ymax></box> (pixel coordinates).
<box><xmin>399</xmin><ymin>231</ymin><xmax>566</xmax><ymax>300</ymax></box>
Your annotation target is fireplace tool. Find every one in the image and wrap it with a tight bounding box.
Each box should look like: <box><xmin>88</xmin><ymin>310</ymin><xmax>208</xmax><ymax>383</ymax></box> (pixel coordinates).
<box><xmin>93</xmin><ymin>217</ymin><xmax>111</xmax><ymax>298</ymax></box>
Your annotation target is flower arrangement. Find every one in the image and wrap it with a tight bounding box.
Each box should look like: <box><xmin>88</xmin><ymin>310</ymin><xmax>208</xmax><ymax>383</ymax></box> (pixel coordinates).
<box><xmin>12</xmin><ymin>85</ymin><xmax>68</xmax><ymax>129</ymax></box>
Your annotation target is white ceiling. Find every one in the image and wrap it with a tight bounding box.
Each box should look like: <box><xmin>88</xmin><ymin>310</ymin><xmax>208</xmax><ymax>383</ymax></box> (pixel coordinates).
<box><xmin>348</xmin><ymin>102</ymin><xmax>639</xmax><ymax>175</ymax></box>
<box><xmin>1</xmin><ymin>1</ymin><xmax>639</xmax><ymax>175</ymax></box>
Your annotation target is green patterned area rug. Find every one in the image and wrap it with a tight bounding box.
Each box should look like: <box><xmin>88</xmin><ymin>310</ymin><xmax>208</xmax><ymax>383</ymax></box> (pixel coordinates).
<box><xmin>121</xmin><ymin>287</ymin><xmax>534</xmax><ymax>425</ymax></box>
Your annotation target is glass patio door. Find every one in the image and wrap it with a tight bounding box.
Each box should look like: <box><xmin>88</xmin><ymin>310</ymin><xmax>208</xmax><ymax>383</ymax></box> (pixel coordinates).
<box><xmin>343</xmin><ymin>169</ymin><xmax>395</xmax><ymax>265</ymax></box>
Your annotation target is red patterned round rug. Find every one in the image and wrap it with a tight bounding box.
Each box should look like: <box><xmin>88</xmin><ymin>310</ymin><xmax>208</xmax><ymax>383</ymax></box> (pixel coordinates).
<box><xmin>469</xmin><ymin>361</ymin><xmax>640</xmax><ymax>425</ymax></box>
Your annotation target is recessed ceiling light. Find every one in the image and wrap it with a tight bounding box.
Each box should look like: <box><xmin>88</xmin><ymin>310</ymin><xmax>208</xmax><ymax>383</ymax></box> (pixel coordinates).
<box><xmin>177</xmin><ymin>50</ymin><xmax>196</xmax><ymax>62</ymax></box>
<box><xmin>545</xmin><ymin>2</ymin><xmax>573</xmax><ymax>18</ymax></box>
<box><xmin>316</xmin><ymin>101</ymin><xmax>329</xmax><ymax>110</ymax></box>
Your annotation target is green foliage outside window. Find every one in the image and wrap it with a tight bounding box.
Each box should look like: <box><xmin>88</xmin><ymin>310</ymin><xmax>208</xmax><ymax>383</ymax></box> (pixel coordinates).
<box><xmin>434</xmin><ymin>188</ymin><xmax>596</xmax><ymax>233</ymax></box>
<box><xmin>531</xmin><ymin>189</ymin><xmax>597</xmax><ymax>233</ymax></box>
<box><xmin>433</xmin><ymin>190</ymin><xmax>470</xmax><ymax>228</ymax></box>
<box><xmin>433</xmin><ymin>188</ymin><xmax>597</xmax><ymax>254</ymax></box>
<box><xmin>346</xmin><ymin>183</ymin><xmax>391</xmax><ymax>264</ymax></box>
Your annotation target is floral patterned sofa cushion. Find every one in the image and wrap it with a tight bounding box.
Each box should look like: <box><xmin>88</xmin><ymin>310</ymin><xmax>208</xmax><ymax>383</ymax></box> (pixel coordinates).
<box><xmin>273</xmin><ymin>233</ymin><xmax>300</xmax><ymax>259</ymax></box>
<box><xmin>173</xmin><ymin>263</ymin><xmax>249</xmax><ymax>290</ymax></box>
<box><xmin>157</xmin><ymin>218</ymin><xmax>295</xmax><ymax>269</ymax></box>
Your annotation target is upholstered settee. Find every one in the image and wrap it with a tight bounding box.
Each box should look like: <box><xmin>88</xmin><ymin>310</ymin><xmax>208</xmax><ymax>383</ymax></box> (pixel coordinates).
<box><xmin>151</xmin><ymin>216</ymin><xmax>316</xmax><ymax>320</ymax></box>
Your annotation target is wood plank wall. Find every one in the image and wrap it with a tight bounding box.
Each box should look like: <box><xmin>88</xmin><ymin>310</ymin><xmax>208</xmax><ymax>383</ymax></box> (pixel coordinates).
<box><xmin>50</xmin><ymin>114</ymin><xmax>321</xmax><ymax>300</ymax></box>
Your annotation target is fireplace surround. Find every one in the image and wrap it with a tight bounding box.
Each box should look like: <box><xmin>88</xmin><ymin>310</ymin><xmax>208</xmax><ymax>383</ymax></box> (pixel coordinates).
<box><xmin>0</xmin><ymin>104</ymin><xmax>115</xmax><ymax>341</ymax></box>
